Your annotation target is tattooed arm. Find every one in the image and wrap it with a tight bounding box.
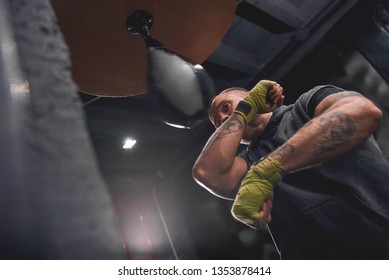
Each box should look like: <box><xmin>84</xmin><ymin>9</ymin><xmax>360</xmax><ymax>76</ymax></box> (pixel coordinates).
<box><xmin>270</xmin><ymin>91</ymin><xmax>382</xmax><ymax>173</ymax></box>
<box><xmin>192</xmin><ymin>113</ymin><xmax>249</xmax><ymax>199</ymax></box>
<box><xmin>230</xmin><ymin>90</ymin><xmax>382</xmax><ymax>229</ymax></box>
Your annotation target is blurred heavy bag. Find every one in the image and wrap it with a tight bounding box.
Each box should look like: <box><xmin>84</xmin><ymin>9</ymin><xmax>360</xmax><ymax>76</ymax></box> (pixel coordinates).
<box><xmin>1</xmin><ymin>0</ymin><xmax>127</xmax><ymax>259</ymax></box>
<box><xmin>148</xmin><ymin>41</ymin><xmax>216</xmax><ymax>129</ymax></box>
<box><xmin>127</xmin><ymin>11</ymin><xmax>216</xmax><ymax>129</ymax></box>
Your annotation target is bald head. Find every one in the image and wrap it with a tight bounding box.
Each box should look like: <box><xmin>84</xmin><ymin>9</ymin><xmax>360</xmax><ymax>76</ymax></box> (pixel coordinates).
<box><xmin>207</xmin><ymin>87</ymin><xmax>249</xmax><ymax>128</ymax></box>
<box><xmin>208</xmin><ymin>87</ymin><xmax>247</xmax><ymax>116</ymax></box>
<box><xmin>219</xmin><ymin>87</ymin><xmax>248</xmax><ymax>97</ymax></box>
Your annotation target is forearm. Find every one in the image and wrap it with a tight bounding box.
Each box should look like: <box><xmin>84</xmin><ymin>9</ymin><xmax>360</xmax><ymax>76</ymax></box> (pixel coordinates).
<box><xmin>193</xmin><ymin>113</ymin><xmax>247</xmax><ymax>196</ymax></box>
<box><xmin>270</xmin><ymin>94</ymin><xmax>382</xmax><ymax>173</ymax></box>
<box><xmin>199</xmin><ymin>113</ymin><xmax>244</xmax><ymax>170</ymax></box>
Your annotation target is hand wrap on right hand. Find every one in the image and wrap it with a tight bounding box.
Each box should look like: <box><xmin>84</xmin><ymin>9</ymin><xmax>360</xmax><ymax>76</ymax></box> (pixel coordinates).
<box><xmin>231</xmin><ymin>156</ymin><xmax>283</xmax><ymax>228</ymax></box>
<box><xmin>233</xmin><ymin>80</ymin><xmax>277</xmax><ymax>124</ymax></box>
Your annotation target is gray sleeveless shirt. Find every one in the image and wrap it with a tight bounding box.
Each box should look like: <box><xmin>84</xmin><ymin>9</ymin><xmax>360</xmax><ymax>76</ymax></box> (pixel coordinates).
<box><xmin>240</xmin><ymin>85</ymin><xmax>389</xmax><ymax>259</ymax></box>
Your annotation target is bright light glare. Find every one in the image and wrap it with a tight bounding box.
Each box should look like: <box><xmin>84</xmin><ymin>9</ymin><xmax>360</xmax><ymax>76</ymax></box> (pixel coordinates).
<box><xmin>123</xmin><ymin>138</ymin><xmax>136</xmax><ymax>149</ymax></box>
<box><xmin>194</xmin><ymin>64</ymin><xmax>204</xmax><ymax>70</ymax></box>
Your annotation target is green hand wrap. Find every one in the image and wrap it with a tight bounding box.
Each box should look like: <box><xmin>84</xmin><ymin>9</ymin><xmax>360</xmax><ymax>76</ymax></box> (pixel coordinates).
<box><xmin>233</xmin><ymin>80</ymin><xmax>277</xmax><ymax>124</ymax></box>
<box><xmin>231</xmin><ymin>157</ymin><xmax>283</xmax><ymax>227</ymax></box>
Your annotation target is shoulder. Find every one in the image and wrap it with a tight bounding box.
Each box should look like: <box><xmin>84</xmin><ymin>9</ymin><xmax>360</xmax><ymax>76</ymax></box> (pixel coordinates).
<box><xmin>296</xmin><ymin>85</ymin><xmax>345</xmax><ymax>118</ymax></box>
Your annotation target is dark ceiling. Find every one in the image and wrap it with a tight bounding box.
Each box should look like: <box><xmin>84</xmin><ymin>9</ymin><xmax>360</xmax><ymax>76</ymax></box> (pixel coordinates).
<box><xmin>77</xmin><ymin>0</ymin><xmax>389</xmax><ymax>259</ymax></box>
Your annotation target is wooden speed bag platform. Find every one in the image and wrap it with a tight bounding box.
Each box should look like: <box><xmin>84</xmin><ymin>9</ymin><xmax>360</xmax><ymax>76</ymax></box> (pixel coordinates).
<box><xmin>51</xmin><ymin>0</ymin><xmax>237</xmax><ymax>97</ymax></box>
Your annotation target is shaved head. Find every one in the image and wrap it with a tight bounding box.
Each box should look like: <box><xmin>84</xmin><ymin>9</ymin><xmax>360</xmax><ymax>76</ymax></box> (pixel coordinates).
<box><xmin>208</xmin><ymin>87</ymin><xmax>248</xmax><ymax>117</ymax></box>
<box><xmin>219</xmin><ymin>87</ymin><xmax>248</xmax><ymax>97</ymax></box>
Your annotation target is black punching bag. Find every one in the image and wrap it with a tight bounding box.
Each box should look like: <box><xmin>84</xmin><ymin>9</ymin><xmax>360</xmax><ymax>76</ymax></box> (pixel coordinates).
<box><xmin>1</xmin><ymin>0</ymin><xmax>126</xmax><ymax>259</ymax></box>
<box><xmin>127</xmin><ymin>11</ymin><xmax>216</xmax><ymax>129</ymax></box>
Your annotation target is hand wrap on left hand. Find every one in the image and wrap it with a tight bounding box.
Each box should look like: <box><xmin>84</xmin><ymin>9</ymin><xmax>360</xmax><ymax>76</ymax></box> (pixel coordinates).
<box><xmin>231</xmin><ymin>156</ymin><xmax>283</xmax><ymax>228</ymax></box>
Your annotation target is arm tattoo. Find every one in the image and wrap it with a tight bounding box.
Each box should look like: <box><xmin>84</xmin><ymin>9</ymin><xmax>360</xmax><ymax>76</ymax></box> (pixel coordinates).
<box><xmin>271</xmin><ymin>111</ymin><xmax>355</xmax><ymax>161</ymax></box>
<box><xmin>315</xmin><ymin>111</ymin><xmax>355</xmax><ymax>154</ymax></box>
<box><xmin>217</xmin><ymin>114</ymin><xmax>245</xmax><ymax>138</ymax></box>
<box><xmin>272</xmin><ymin>143</ymin><xmax>296</xmax><ymax>161</ymax></box>
<box><xmin>203</xmin><ymin>114</ymin><xmax>244</xmax><ymax>151</ymax></box>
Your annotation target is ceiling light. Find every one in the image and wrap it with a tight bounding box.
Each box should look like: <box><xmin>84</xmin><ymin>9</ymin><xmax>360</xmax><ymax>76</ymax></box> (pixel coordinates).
<box><xmin>123</xmin><ymin>138</ymin><xmax>136</xmax><ymax>149</ymax></box>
